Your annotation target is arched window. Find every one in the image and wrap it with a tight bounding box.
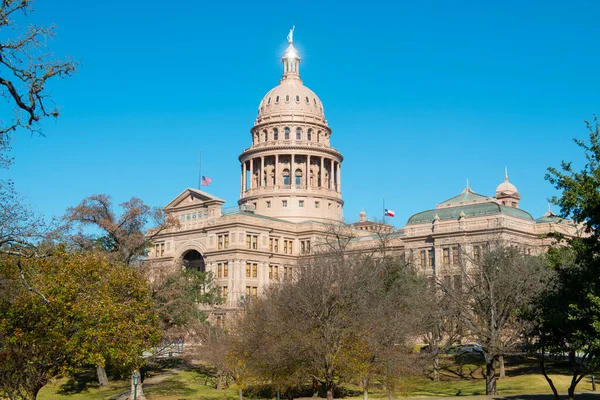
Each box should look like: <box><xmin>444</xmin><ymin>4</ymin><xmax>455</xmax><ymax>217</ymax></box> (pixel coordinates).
<box><xmin>284</xmin><ymin>127</ymin><xmax>290</xmax><ymax>140</ymax></box>
<box><xmin>295</xmin><ymin>95</ymin><xmax>300</xmax><ymax>102</ymax></box>
<box><xmin>285</xmin><ymin>95</ymin><xmax>290</xmax><ymax>102</ymax></box>
<box><xmin>305</xmin><ymin>96</ymin><xmax>309</xmax><ymax>103</ymax></box>
<box><xmin>283</xmin><ymin>169</ymin><xmax>290</xmax><ymax>185</ymax></box>
<box><xmin>307</xmin><ymin>129</ymin><xmax>312</xmax><ymax>141</ymax></box>
<box><xmin>296</xmin><ymin>128</ymin><xmax>302</xmax><ymax>140</ymax></box>
<box><xmin>295</xmin><ymin>169</ymin><xmax>302</xmax><ymax>185</ymax></box>
<box><xmin>267</xmin><ymin>97</ymin><xmax>271</xmax><ymax>105</ymax></box>
<box><xmin>275</xmin><ymin>96</ymin><xmax>280</xmax><ymax>103</ymax></box>
<box><xmin>273</xmin><ymin>128</ymin><xmax>278</xmax><ymax>140</ymax></box>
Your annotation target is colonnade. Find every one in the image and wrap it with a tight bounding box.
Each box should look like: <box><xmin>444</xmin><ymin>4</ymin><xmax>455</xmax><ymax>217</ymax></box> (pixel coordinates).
<box><xmin>240</xmin><ymin>154</ymin><xmax>341</xmax><ymax>194</ymax></box>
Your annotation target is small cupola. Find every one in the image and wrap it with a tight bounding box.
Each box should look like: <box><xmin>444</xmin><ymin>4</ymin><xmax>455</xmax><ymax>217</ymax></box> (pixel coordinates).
<box><xmin>495</xmin><ymin>167</ymin><xmax>521</xmax><ymax>208</ymax></box>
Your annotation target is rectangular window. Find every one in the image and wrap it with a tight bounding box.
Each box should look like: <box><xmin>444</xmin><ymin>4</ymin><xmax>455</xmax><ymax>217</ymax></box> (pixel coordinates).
<box><xmin>452</xmin><ymin>246</ymin><xmax>459</xmax><ymax>265</ymax></box>
<box><xmin>252</xmin><ymin>286</ymin><xmax>257</xmax><ymax>297</ymax></box>
<box><xmin>282</xmin><ymin>200</ymin><xmax>288</xmax><ymax>207</ymax></box>
<box><xmin>222</xmin><ymin>286</ymin><xmax>228</xmax><ymax>302</ymax></box>
<box><xmin>443</xmin><ymin>248</ymin><xmax>450</xmax><ymax>265</ymax></box>
<box><xmin>246</xmin><ymin>234</ymin><xmax>258</xmax><ymax>250</ymax></box>
<box><xmin>218</xmin><ymin>264</ymin><xmax>222</xmax><ymax>278</ymax></box>
<box><xmin>223</xmin><ymin>262</ymin><xmax>228</xmax><ymax>277</ymax></box>
<box><xmin>246</xmin><ymin>286</ymin><xmax>251</xmax><ymax>296</ymax></box>
<box><xmin>252</xmin><ymin>263</ymin><xmax>257</xmax><ymax>278</ymax></box>
<box><xmin>315</xmin><ymin>201</ymin><xmax>320</xmax><ymax>208</ymax></box>
<box><xmin>284</xmin><ymin>266</ymin><xmax>292</xmax><ymax>280</ymax></box>
<box><xmin>420</xmin><ymin>250</ymin><xmax>426</xmax><ymax>269</ymax></box>
<box><xmin>300</xmin><ymin>240</ymin><xmax>311</xmax><ymax>255</ymax></box>
<box><xmin>246</xmin><ymin>262</ymin><xmax>251</xmax><ymax>278</ymax></box>
<box><xmin>269</xmin><ymin>238</ymin><xmax>273</xmax><ymax>252</ymax></box>
<box><xmin>473</xmin><ymin>245</ymin><xmax>482</xmax><ymax>263</ymax></box>
<box><xmin>428</xmin><ymin>249</ymin><xmax>435</xmax><ymax>268</ymax></box>
<box><xmin>218</xmin><ymin>234</ymin><xmax>229</xmax><ymax>249</ymax></box>
<box><xmin>283</xmin><ymin>239</ymin><xmax>293</xmax><ymax>255</ymax></box>
<box><xmin>299</xmin><ymin>200</ymin><xmax>304</xmax><ymax>207</ymax></box>
<box><xmin>269</xmin><ymin>265</ymin><xmax>273</xmax><ymax>279</ymax></box>
<box><xmin>453</xmin><ymin>274</ymin><xmax>462</xmax><ymax>291</ymax></box>
<box><xmin>266</xmin><ymin>201</ymin><xmax>271</xmax><ymax>208</ymax></box>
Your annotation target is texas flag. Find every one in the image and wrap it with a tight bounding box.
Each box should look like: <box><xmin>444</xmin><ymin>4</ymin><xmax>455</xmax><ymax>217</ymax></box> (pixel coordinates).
<box><xmin>201</xmin><ymin>176</ymin><xmax>212</xmax><ymax>186</ymax></box>
<box><xmin>384</xmin><ymin>209</ymin><xmax>395</xmax><ymax>217</ymax></box>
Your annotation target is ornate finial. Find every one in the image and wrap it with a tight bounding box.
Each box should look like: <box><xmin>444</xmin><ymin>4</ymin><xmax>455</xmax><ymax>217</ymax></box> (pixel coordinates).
<box><xmin>505</xmin><ymin>166</ymin><xmax>509</xmax><ymax>181</ymax></box>
<box><xmin>466</xmin><ymin>178</ymin><xmax>469</xmax><ymax>190</ymax></box>
<box><xmin>287</xmin><ymin>26</ymin><xmax>295</xmax><ymax>44</ymax></box>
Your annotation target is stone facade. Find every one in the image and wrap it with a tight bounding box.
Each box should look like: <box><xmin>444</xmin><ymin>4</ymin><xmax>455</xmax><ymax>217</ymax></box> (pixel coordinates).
<box><xmin>147</xmin><ymin>33</ymin><xmax>580</xmax><ymax>324</ymax></box>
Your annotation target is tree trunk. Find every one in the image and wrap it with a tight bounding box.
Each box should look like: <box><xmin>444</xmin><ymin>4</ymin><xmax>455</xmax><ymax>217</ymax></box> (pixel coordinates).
<box><xmin>326</xmin><ymin>380</ymin><xmax>335</xmax><ymax>400</ymax></box>
<box><xmin>433</xmin><ymin>355</ymin><xmax>440</xmax><ymax>381</ymax></box>
<box><xmin>312</xmin><ymin>378</ymin><xmax>319</xmax><ymax>397</ymax></box>
<box><xmin>96</xmin><ymin>365</ymin><xmax>109</xmax><ymax>386</ymax></box>
<box><xmin>568</xmin><ymin>385</ymin><xmax>575</xmax><ymax>400</ymax></box>
<box><xmin>217</xmin><ymin>374</ymin><xmax>222</xmax><ymax>391</ymax></box>
<box><xmin>387</xmin><ymin>388</ymin><xmax>394</xmax><ymax>400</ymax></box>
<box><xmin>485</xmin><ymin>355</ymin><xmax>498</xmax><ymax>395</ymax></box>
<box><xmin>362</xmin><ymin>377</ymin><xmax>369</xmax><ymax>400</ymax></box>
<box><xmin>238</xmin><ymin>387</ymin><xmax>243</xmax><ymax>400</ymax></box>
<box><xmin>539</xmin><ymin>353</ymin><xmax>560</xmax><ymax>400</ymax></box>
<box><xmin>498</xmin><ymin>354</ymin><xmax>505</xmax><ymax>378</ymax></box>
<box><xmin>130</xmin><ymin>369</ymin><xmax>146</xmax><ymax>400</ymax></box>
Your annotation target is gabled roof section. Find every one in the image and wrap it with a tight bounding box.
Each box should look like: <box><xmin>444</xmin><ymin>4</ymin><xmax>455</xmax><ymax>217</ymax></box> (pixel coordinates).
<box><xmin>437</xmin><ymin>187</ymin><xmax>492</xmax><ymax>209</ymax></box>
<box><xmin>164</xmin><ymin>188</ymin><xmax>225</xmax><ymax>211</ymax></box>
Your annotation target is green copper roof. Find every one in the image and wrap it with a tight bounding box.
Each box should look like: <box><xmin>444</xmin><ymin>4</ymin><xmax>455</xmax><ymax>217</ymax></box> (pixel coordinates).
<box><xmin>535</xmin><ymin>212</ymin><xmax>567</xmax><ymax>224</ymax></box>
<box><xmin>438</xmin><ymin>188</ymin><xmax>490</xmax><ymax>206</ymax></box>
<box><xmin>407</xmin><ymin>202</ymin><xmax>534</xmax><ymax>225</ymax></box>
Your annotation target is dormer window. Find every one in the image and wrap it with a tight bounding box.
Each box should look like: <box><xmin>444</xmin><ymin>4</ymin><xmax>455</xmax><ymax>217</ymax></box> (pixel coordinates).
<box><xmin>275</xmin><ymin>96</ymin><xmax>280</xmax><ymax>103</ymax></box>
<box><xmin>267</xmin><ymin>97</ymin><xmax>271</xmax><ymax>104</ymax></box>
<box><xmin>295</xmin><ymin>95</ymin><xmax>300</xmax><ymax>102</ymax></box>
<box><xmin>285</xmin><ymin>95</ymin><xmax>290</xmax><ymax>102</ymax></box>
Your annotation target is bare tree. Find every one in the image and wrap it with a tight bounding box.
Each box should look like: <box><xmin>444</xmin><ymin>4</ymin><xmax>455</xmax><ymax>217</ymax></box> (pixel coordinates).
<box><xmin>437</xmin><ymin>243</ymin><xmax>550</xmax><ymax>395</ymax></box>
<box><xmin>233</xmin><ymin>250</ymin><xmax>426</xmax><ymax>400</ymax></box>
<box><xmin>65</xmin><ymin>194</ymin><xmax>178</xmax><ymax>266</ymax></box>
<box><xmin>0</xmin><ymin>0</ymin><xmax>77</xmax><ymax>167</ymax></box>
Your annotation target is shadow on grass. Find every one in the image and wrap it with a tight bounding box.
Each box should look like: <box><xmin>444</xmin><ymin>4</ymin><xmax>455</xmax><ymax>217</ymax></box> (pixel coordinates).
<box><xmin>143</xmin><ymin>377</ymin><xmax>197</xmax><ymax>398</ymax></box>
<box><xmin>58</xmin><ymin>368</ymin><xmax>99</xmax><ymax>395</ymax></box>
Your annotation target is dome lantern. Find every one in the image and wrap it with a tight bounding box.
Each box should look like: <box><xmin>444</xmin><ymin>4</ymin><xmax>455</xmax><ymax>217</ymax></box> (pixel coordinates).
<box><xmin>282</xmin><ymin>26</ymin><xmax>301</xmax><ymax>80</ymax></box>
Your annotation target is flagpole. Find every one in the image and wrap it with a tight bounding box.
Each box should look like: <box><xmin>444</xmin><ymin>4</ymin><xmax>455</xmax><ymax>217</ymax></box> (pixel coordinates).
<box><xmin>383</xmin><ymin>196</ymin><xmax>386</xmax><ymax>224</ymax></box>
<box><xmin>198</xmin><ymin>151</ymin><xmax>202</xmax><ymax>189</ymax></box>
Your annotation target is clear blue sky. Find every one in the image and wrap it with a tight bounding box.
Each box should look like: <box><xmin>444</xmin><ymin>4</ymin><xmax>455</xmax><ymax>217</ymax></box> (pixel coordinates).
<box><xmin>3</xmin><ymin>0</ymin><xmax>599</xmax><ymax>226</ymax></box>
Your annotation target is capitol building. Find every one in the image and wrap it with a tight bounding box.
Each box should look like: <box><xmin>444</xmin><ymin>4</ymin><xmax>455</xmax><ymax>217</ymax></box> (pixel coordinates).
<box><xmin>147</xmin><ymin>32</ymin><xmax>578</xmax><ymax>323</ymax></box>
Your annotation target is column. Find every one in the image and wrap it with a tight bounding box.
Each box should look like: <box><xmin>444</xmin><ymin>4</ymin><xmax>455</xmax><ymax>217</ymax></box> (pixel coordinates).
<box><xmin>260</xmin><ymin>156</ymin><xmax>264</xmax><ymax>188</ymax></box>
<box><xmin>306</xmin><ymin>155</ymin><xmax>311</xmax><ymax>187</ymax></box>
<box><xmin>249</xmin><ymin>158</ymin><xmax>254</xmax><ymax>190</ymax></box>
<box><xmin>242</xmin><ymin>161</ymin><xmax>247</xmax><ymax>192</ymax></box>
<box><xmin>337</xmin><ymin>161</ymin><xmax>341</xmax><ymax>193</ymax></box>
<box><xmin>227</xmin><ymin>258</ymin><xmax>234</xmax><ymax>307</ymax></box>
<box><xmin>291</xmin><ymin>154</ymin><xmax>295</xmax><ymax>186</ymax></box>
<box><xmin>275</xmin><ymin>154</ymin><xmax>279</xmax><ymax>187</ymax></box>
<box><xmin>320</xmin><ymin>156</ymin><xmax>324</xmax><ymax>188</ymax></box>
<box><xmin>240</xmin><ymin>164</ymin><xmax>244</xmax><ymax>195</ymax></box>
<box><xmin>330</xmin><ymin>159</ymin><xmax>334</xmax><ymax>189</ymax></box>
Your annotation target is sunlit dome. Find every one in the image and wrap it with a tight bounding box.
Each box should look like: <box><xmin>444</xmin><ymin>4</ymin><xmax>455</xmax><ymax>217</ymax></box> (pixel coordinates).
<box><xmin>255</xmin><ymin>29</ymin><xmax>327</xmax><ymax>125</ymax></box>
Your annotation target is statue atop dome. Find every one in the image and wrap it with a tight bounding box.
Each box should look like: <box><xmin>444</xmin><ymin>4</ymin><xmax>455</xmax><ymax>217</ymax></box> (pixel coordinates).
<box><xmin>287</xmin><ymin>26</ymin><xmax>295</xmax><ymax>44</ymax></box>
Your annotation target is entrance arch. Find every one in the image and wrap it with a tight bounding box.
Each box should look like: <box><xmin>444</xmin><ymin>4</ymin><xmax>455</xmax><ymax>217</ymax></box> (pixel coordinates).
<box><xmin>182</xmin><ymin>249</ymin><xmax>206</xmax><ymax>272</ymax></box>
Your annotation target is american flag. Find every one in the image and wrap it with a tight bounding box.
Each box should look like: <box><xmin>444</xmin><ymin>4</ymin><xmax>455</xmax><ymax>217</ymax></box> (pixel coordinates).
<box><xmin>201</xmin><ymin>176</ymin><xmax>212</xmax><ymax>186</ymax></box>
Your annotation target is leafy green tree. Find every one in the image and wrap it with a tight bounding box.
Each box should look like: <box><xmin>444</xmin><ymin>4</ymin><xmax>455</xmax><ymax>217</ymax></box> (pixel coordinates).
<box><xmin>0</xmin><ymin>248</ymin><xmax>160</xmax><ymax>400</ymax></box>
<box><xmin>528</xmin><ymin>116</ymin><xmax>600</xmax><ymax>400</ymax></box>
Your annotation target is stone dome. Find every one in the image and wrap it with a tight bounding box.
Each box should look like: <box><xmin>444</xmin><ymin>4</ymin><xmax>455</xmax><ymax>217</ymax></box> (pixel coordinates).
<box><xmin>495</xmin><ymin>179</ymin><xmax>518</xmax><ymax>194</ymax></box>
<box><xmin>495</xmin><ymin>168</ymin><xmax>519</xmax><ymax>195</ymax></box>
<box><xmin>257</xmin><ymin>79</ymin><xmax>325</xmax><ymax>121</ymax></box>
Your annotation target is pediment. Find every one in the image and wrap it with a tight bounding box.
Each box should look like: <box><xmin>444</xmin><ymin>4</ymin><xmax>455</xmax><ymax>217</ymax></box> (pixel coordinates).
<box><xmin>164</xmin><ymin>188</ymin><xmax>225</xmax><ymax>211</ymax></box>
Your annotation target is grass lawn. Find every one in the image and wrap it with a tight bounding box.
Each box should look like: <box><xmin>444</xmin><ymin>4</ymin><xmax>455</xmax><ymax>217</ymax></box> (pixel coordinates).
<box><xmin>37</xmin><ymin>355</ymin><xmax>600</xmax><ymax>399</ymax></box>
